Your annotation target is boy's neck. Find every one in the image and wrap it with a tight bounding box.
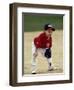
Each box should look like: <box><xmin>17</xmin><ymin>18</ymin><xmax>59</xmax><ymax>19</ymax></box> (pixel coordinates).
<box><xmin>44</xmin><ymin>31</ymin><xmax>51</xmax><ymax>37</ymax></box>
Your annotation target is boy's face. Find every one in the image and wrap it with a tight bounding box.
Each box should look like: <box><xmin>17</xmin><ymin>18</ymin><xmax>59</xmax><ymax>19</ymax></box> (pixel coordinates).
<box><xmin>45</xmin><ymin>28</ymin><xmax>53</xmax><ymax>36</ymax></box>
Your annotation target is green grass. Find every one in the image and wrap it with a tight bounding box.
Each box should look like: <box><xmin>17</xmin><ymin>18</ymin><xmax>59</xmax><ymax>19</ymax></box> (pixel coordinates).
<box><xmin>23</xmin><ymin>13</ymin><xmax>63</xmax><ymax>32</ymax></box>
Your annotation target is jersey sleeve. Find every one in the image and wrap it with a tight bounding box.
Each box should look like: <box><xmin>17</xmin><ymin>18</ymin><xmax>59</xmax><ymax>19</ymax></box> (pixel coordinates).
<box><xmin>34</xmin><ymin>34</ymin><xmax>42</xmax><ymax>48</ymax></box>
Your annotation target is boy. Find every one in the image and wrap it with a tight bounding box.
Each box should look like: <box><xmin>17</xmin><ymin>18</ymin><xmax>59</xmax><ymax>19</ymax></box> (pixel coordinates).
<box><xmin>32</xmin><ymin>24</ymin><xmax>55</xmax><ymax>74</ymax></box>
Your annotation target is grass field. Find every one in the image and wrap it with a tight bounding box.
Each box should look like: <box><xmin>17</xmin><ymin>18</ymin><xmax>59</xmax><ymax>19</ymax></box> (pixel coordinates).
<box><xmin>24</xmin><ymin>30</ymin><xmax>63</xmax><ymax>74</ymax></box>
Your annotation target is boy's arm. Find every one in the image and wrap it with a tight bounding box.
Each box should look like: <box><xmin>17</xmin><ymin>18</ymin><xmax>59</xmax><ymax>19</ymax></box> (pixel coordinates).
<box><xmin>45</xmin><ymin>37</ymin><xmax>52</xmax><ymax>58</ymax></box>
<box><xmin>49</xmin><ymin>37</ymin><xmax>52</xmax><ymax>48</ymax></box>
<box><xmin>34</xmin><ymin>35</ymin><xmax>42</xmax><ymax>48</ymax></box>
<box><xmin>46</xmin><ymin>37</ymin><xmax>52</xmax><ymax>48</ymax></box>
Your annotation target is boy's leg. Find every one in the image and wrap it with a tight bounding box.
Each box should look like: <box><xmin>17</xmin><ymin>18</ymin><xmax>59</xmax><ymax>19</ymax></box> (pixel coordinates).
<box><xmin>31</xmin><ymin>53</ymin><xmax>38</xmax><ymax>74</ymax></box>
<box><xmin>47</xmin><ymin>58</ymin><xmax>54</xmax><ymax>71</ymax></box>
<box><xmin>40</xmin><ymin>48</ymin><xmax>53</xmax><ymax>71</ymax></box>
<box><xmin>44</xmin><ymin>48</ymin><xmax>54</xmax><ymax>71</ymax></box>
<box><xmin>31</xmin><ymin>42</ymin><xmax>38</xmax><ymax>74</ymax></box>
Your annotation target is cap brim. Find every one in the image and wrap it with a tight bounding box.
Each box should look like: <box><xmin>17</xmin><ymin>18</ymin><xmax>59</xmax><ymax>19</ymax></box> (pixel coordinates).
<box><xmin>52</xmin><ymin>28</ymin><xmax>55</xmax><ymax>31</ymax></box>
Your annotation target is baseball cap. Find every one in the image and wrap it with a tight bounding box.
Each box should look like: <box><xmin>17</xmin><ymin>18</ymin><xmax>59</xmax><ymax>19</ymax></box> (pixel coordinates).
<box><xmin>44</xmin><ymin>24</ymin><xmax>55</xmax><ymax>31</ymax></box>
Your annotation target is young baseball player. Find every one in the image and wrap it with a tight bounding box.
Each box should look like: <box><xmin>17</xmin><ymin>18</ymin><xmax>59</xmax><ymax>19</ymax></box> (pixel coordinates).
<box><xmin>31</xmin><ymin>24</ymin><xmax>55</xmax><ymax>74</ymax></box>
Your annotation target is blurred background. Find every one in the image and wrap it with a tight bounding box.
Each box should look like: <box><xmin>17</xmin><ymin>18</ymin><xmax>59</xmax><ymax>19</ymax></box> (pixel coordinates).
<box><xmin>23</xmin><ymin>13</ymin><xmax>63</xmax><ymax>32</ymax></box>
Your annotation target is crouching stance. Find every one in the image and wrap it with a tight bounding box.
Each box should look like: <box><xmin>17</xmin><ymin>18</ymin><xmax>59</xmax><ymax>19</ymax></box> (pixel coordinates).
<box><xmin>32</xmin><ymin>24</ymin><xmax>55</xmax><ymax>74</ymax></box>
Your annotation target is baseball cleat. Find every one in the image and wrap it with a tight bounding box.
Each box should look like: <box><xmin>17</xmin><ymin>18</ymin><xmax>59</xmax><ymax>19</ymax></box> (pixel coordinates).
<box><xmin>48</xmin><ymin>68</ymin><xmax>54</xmax><ymax>71</ymax></box>
<box><xmin>48</xmin><ymin>66</ymin><xmax>57</xmax><ymax>71</ymax></box>
<box><xmin>32</xmin><ymin>71</ymin><xmax>36</xmax><ymax>74</ymax></box>
<box><xmin>48</xmin><ymin>66</ymin><xmax>54</xmax><ymax>71</ymax></box>
<box><xmin>32</xmin><ymin>72</ymin><xmax>36</xmax><ymax>74</ymax></box>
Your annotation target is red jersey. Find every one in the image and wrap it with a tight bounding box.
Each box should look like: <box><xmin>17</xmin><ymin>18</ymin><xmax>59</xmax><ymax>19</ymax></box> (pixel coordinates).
<box><xmin>34</xmin><ymin>32</ymin><xmax>52</xmax><ymax>48</ymax></box>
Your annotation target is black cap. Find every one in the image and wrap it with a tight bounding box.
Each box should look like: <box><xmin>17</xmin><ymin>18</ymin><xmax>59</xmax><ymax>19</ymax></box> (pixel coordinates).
<box><xmin>44</xmin><ymin>24</ymin><xmax>55</xmax><ymax>31</ymax></box>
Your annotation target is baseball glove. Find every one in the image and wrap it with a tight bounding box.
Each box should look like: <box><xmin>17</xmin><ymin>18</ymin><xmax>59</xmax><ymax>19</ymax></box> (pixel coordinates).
<box><xmin>44</xmin><ymin>48</ymin><xmax>51</xmax><ymax>58</ymax></box>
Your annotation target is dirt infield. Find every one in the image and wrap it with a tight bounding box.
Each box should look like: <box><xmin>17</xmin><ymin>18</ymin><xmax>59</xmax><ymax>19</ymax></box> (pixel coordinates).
<box><xmin>24</xmin><ymin>30</ymin><xmax>63</xmax><ymax>74</ymax></box>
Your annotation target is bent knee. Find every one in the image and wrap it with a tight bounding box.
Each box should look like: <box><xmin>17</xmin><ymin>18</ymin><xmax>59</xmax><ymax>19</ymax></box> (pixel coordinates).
<box><xmin>33</xmin><ymin>53</ymin><xmax>38</xmax><ymax>57</ymax></box>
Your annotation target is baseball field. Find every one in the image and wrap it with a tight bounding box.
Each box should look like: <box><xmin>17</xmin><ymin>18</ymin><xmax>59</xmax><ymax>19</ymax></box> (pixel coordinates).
<box><xmin>23</xmin><ymin>13</ymin><xmax>63</xmax><ymax>75</ymax></box>
<box><xmin>24</xmin><ymin>30</ymin><xmax>63</xmax><ymax>74</ymax></box>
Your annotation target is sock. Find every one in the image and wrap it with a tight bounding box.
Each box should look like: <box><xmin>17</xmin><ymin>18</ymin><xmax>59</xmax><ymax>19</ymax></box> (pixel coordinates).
<box><xmin>47</xmin><ymin>58</ymin><xmax>53</xmax><ymax>69</ymax></box>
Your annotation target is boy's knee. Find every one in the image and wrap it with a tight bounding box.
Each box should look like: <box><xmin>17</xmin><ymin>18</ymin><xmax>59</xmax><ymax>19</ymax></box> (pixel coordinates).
<box><xmin>33</xmin><ymin>52</ymin><xmax>38</xmax><ymax>57</ymax></box>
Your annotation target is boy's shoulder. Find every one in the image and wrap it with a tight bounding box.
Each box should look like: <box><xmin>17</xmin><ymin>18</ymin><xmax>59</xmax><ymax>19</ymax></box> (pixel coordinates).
<box><xmin>39</xmin><ymin>32</ymin><xmax>52</xmax><ymax>39</ymax></box>
<box><xmin>39</xmin><ymin>32</ymin><xmax>46</xmax><ymax>37</ymax></box>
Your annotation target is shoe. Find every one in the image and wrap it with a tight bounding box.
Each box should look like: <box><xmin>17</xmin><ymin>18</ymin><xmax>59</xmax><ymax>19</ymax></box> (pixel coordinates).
<box><xmin>48</xmin><ymin>66</ymin><xmax>54</xmax><ymax>71</ymax></box>
<box><xmin>48</xmin><ymin>66</ymin><xmax>57</xmax><ymax>71</ymax></box>
<box><xmin>32</xmin><ymin>71</ymin><xmax>36</xmax><ymax>74</ymax></box>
